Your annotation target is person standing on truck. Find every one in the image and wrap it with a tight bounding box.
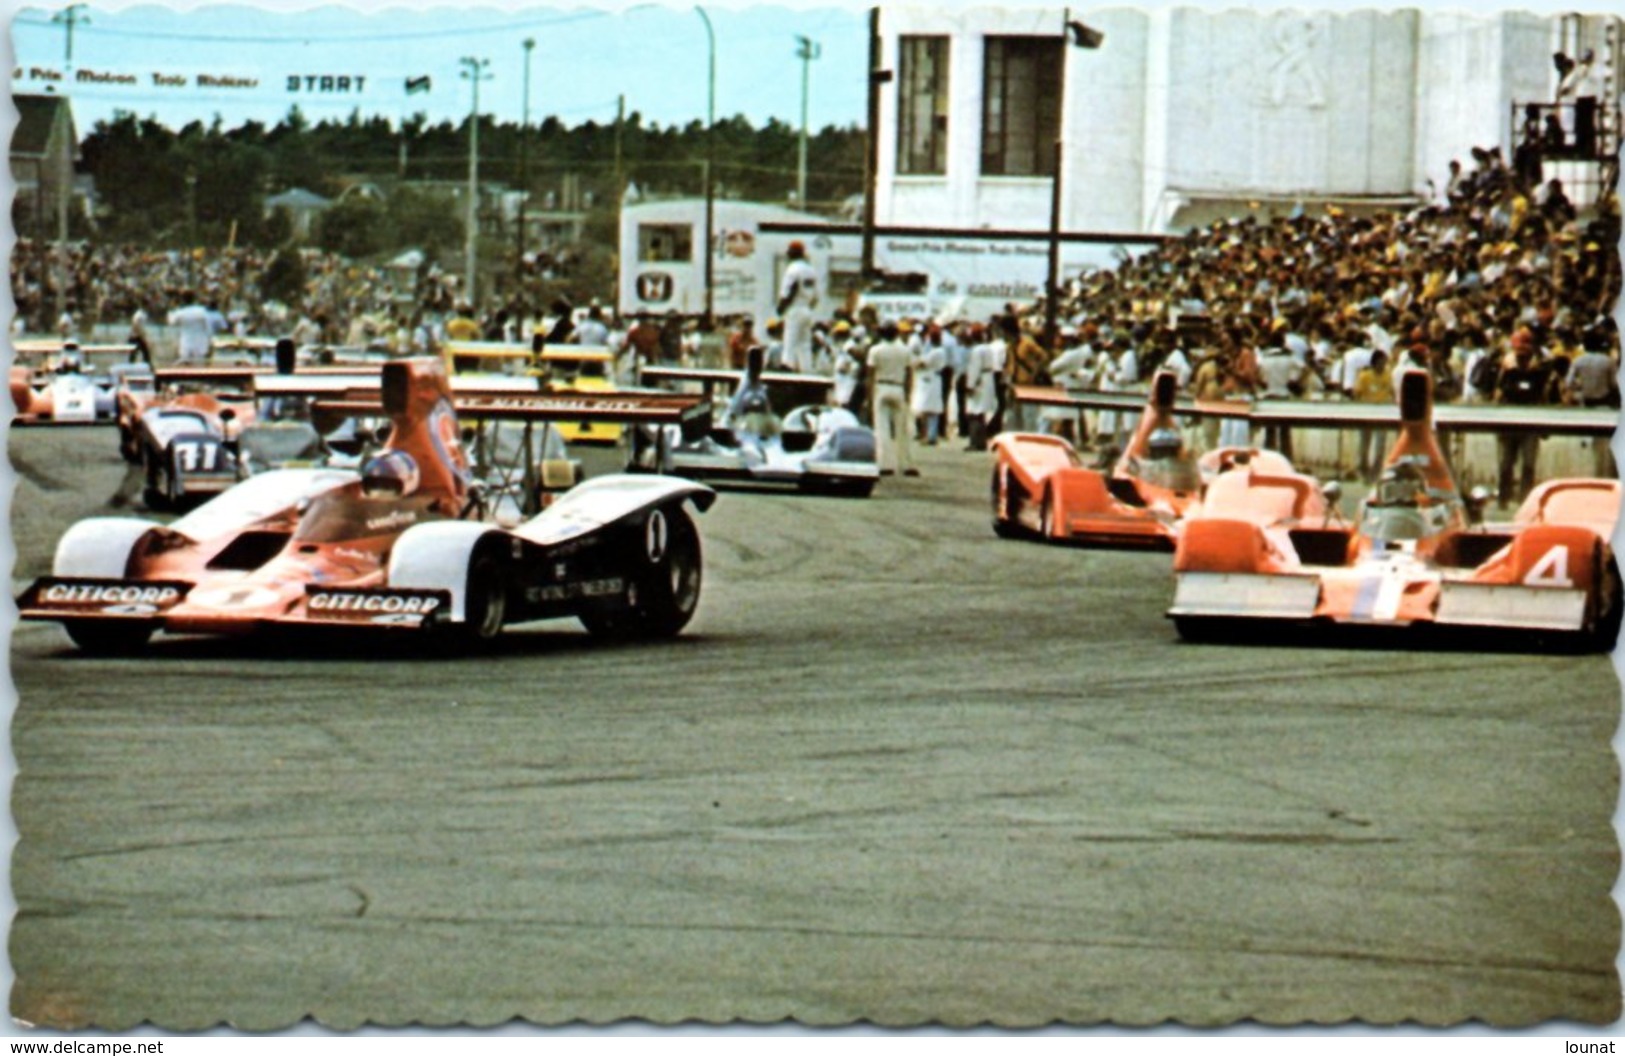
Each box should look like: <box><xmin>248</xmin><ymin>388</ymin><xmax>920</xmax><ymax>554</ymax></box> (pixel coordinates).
<box><xmin>777</xmin><ymin>240</ymin><xmax>820</xmax><ymax>374</ymax></box>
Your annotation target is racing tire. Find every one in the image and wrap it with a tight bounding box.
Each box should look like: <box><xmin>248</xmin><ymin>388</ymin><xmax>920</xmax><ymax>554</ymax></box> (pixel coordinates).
<box><xmin>141</xmin><ymin>445</ymin><xmax>171</xmax><ymax>512</ymax></box>
<box><xmin>580</xmin><ymin>507</ymin><xmax>702</xmax><ymax>640</ymax></box>
<box><xmin>1172</xmin><ymin>616</ymin><xmax>1229</xmax><ymax>644</ymax></box>
<box><xmin>64</xmin><ymin>620</ymin><xmax>154</xmax><ymax>656</ymax></box>
<box><xmin>991</xmin><ymin>465</ymin><xmax>1022</xmax><ymax>539</ymax></box>
<box><xmin>1587</xmin><ymin>551</ymin><xmax>1623</xmax><ymax>651</ymax></box>
<box><xmin>457</xmin><ymin>552</ymin><xmax>509</xmax><ymax>646</ymax></box>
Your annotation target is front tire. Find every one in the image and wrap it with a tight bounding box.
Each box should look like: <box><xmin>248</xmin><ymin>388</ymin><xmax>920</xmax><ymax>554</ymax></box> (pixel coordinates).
<box><xmin>581</xmin><ymin>506</ymin><xmax>702</xmax><ymax>640</ymax></box>
<box><xmin>459</xmin><ymin>552</ymin><xmax>508</xmax><ymax>645</ymax></box>
<box><xmin>64</xmin><ymin>621</ymin><xmax>154</xmax><ymax>655</ymax></box>
<box><xmin>991</xmin><ymin>464</ymin><xmax>1022</xmax><ymax>539</ymax></box>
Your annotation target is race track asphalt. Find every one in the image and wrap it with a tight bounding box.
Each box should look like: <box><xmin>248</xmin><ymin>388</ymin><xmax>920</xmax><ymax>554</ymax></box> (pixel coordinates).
<box><xmin>6</xmin><ymin>424</ymin><xmax>1621</xmax><ymax>1030</ymax></box>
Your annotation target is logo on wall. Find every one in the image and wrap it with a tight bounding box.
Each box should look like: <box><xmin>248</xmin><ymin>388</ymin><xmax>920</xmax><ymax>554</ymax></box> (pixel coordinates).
<box><xmin>722</xmin><ymin>230</ymin><xmax>756</xmax><ymax>259</ymax></box>
<box><xmin>637</xmin><ymin>272</ymin><xmax>674</xmax><ymax>303</ymax></box>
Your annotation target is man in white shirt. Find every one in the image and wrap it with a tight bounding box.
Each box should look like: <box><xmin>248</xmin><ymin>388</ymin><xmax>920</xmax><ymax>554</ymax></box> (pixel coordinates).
<box><xmin>776</xmin><ymin>241</ymin><xmax>819</xmax><ymax>374</ymax></box>
<box><xmin>167</xmin><ymin>295</ymin><xmax>216</xmax><ymax>363</ymax></box>
<box><xmin>866</xmin><ymin>322</ymin><xmax>917</xmax><ymax>476</ymax></box>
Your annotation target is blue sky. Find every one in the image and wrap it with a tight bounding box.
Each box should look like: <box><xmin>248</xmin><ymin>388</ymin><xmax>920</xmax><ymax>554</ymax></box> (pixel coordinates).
<box><xmin>8</xmin><ymin>3</ymin><xmax>869</xmax><ymax>133</ymax></box>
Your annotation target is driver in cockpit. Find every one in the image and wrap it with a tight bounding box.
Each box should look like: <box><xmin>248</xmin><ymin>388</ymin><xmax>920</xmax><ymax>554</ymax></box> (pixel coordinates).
<box><xmin>1363</xmin><ymin>461</ymin><xmax>1433</xmax><ymax>542</ymax></box>
<box><xmin>726</xmin><ymin>345</ymin><xmax>781</xmax><ymax>443</ymax></box>
<box><xmin>360</xmin><ymin>451</ymin><xmax>421</xmax><ymax>499</ymax></box>
<box><xmin>1372</xmin><ymin>462</ymin><xmax>1427</xmax><ymax>507</ymax></box>
<box><xmin>1128</xmin><ymin>427</ymin><xmax>1201</xmax><ymax>493</ymax></box>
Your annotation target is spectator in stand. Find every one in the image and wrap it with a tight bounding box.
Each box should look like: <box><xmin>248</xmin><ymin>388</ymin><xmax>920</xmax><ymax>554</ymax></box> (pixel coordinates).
<box><xmin>1564</xmin><ymin>326</ymin><xmax>1619</xmax><ymax>476</ymax></box>
<box><xmin>1353</xmin><ymin>348</ymin><xmax>1395</xmax><ymax>481</ymax></box>
<box><xmin>1495</xmin><ymin>328</ymin><xmax>1560</xmax><ymax>504</ymax></box>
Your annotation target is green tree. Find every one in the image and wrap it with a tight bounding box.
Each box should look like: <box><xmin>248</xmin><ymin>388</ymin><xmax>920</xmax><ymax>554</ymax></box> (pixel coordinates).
<box><xmin>314</xmin><ymin>195</ymin><xmax>388</xmax><ymax>258</ymax></box>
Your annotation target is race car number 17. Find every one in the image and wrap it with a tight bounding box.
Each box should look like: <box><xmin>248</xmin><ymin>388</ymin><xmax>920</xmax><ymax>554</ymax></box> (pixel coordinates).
<box><xmin>173</xmin><ymin>440</ymin><xmax>220</xmax><ymax>473</ymax></box>
<box><xmin>1523</xmin><ymin>545</ymin><xmax>1574</xmax><ymax>589</ymax></box>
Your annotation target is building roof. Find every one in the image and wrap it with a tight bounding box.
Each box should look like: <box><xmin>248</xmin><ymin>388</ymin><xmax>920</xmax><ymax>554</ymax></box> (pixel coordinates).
<box><xmin>12</xmin><ymin>94</ymin><xmax>74</xmax><ymax>159</ymax></box>
<box><xmin>265</xmin><ymin>187</ymin><xmax>333</xmax><ymax>210</ymax></box>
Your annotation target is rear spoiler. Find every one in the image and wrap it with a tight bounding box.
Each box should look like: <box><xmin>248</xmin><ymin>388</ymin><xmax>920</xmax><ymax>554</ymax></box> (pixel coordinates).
<box><xmin>313</xmin><ymin>390</ymin><xmax>713</xmax><ymax>439</ymax></box>
<box><xmin>1012</xmin><ymin>385</ymin><xmax>1616</xmax><ymax>437</ymax></box>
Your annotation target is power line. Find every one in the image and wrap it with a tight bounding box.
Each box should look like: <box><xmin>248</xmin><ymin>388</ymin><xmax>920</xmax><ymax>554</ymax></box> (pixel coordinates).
<box><xmin>11</xmin><ymin>10</ymin><xmax>608</xmax><ymax>45</ymax></box>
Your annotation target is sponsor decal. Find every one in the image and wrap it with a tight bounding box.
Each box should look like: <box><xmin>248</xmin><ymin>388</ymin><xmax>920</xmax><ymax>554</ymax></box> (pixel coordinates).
<box><xmin>41</xmin><ymin>583</ymin><xmax>183</xmax><ymax>608</ymax></box>
<box><xmin>306</xmin><ymin>590</ymin><xmax>444</xmax><ymax>617</ymax></box>
<box><xmin>364</xmin><ymin>509</ymin><xmax>418</xmax><ymax>533</ymax></box>
<box><xmin>532</xmin><ymin>578</ymin><xmax>624</xmax><ymax>602</ymax></box>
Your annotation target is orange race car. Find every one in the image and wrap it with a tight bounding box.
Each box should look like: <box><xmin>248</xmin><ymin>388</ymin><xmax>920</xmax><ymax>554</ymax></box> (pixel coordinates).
<box><xmin>1169</xmin><ymin>371</ymin><xmax>1622</xmax><ymax>649</ymax></box>
<box><xmin>18</xmin><ymin>358</ymin><xmax>715</xmax><ymax>654</ymax></box>
<box><xmin>990</xmin><ymin>371</ymin><xmax>1314</xmax><ymax>548</ymax></box>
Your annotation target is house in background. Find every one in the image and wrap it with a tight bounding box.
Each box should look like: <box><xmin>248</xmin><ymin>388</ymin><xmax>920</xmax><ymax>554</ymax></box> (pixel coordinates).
<box><xmin>11</xmin><ymin>93</ymin><xmax>81</xmax><ymax>238</ymax></box>
<box><xmin>263</xmin><ymin>187</ymin><xmax>334</xmax><ymax>240</ymax></box>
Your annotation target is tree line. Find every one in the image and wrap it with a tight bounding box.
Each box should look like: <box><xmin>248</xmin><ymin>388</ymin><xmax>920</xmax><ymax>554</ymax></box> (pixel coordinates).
<box><xmin>64</xmin><ymin>106</ymin><xmax>868</xmax><ymax>261</ymax></box>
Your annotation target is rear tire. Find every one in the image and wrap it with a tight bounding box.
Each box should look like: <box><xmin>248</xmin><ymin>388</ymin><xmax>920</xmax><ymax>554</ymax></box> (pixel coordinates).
<box><xmin>1587</xmin><ymin>552</ymin><xmax>1622</xmax><ymax>651</ymax></box>
<box><xmin>64</xmin><ymin>621</ymin><xmax>154</xmax><ymax>655</ymax></box>
<box><xmin>1172</xmin><ymin>616</ymin><xmax>1226</xmax><ymax>644</ymax></box>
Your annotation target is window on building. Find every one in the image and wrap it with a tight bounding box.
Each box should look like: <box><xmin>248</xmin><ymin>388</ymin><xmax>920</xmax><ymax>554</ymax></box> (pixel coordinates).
<box><xmin>981</xmin><ymin>35</ymin><xmax>1062</xmax><ymax>177</ymax></box>
<box><xmin>897</xmin><ymin>35</ymin><xmax>950</xmax><ymax>175</ymax></box>
<box><xmin>638</xmin><ymin>223</ymin><xmax>694</xmax><ymax>263</ymax></box>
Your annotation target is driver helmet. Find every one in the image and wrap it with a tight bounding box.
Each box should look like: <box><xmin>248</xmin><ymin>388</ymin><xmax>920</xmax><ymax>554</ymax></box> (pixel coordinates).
<box><xmin>56</xmin><ymin>341</ymin><xmax>83</xmax><ymax>374</ymax></box>
<box><xmin>1375</xmin><ymin>463</ymin><xmax>1425</xmax><ymax>507</ymax></box>
<box><xmin>740</xmin><ymin>388</ymin><xmax>771</xmax><ymax>416</ymax></box>
<box><xmin>360</xmin><ymin>450</ymin><xmax>420</xmax><ymax>498</ymax></box>
<box><xmin>1146</xmin><ymin>428</ymin><xmax>1183</xmax><ymax>461</ymax></box>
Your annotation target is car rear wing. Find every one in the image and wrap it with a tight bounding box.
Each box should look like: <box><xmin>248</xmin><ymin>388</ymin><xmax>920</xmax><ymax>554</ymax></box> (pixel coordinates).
<box><xmin>1013</xmin><ymin>385</ymin><xmax>1616</xmax><ymax>437</ymax></box>
<box><xmin>13</xmin><ymin>341</ymin><xmax>143</xmax><ymax>361</ymax></box>
<box><xmin>640</xmin><ymin>365</ymin><xmax>834</xmax><ymax>396</ymax></box>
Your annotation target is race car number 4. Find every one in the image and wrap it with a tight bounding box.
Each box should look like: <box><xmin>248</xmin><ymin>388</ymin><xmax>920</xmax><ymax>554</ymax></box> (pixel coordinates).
<box><xmin>1523</xmin><ymin>545</ymin><xmax>1574</xmax><ymax>589</ymax></box>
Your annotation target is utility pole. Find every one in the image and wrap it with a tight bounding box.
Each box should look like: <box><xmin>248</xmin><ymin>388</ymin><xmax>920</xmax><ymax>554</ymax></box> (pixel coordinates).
<box><xmin>52</xmin><ymin>3</ymin><xmax>88</xmax><ymax>74</ymax></box>
<box><xmin>696</xmin><ymin>6</ymin><xmax>716</xmax><ymax>326</ymax></box>
<box><xmin>795</xmin><ymin>35</ymin><xmax>821</xmax><ymax>207</ymax></box>
<box><xmin>1044</xmin><ymin>12</ymin><xmax>1104</xmax><ymax>353</ymax></box>
<box><xmin>613</xmin><ymin>94</ymin><xmax>626</xmax><ymax>278</ymax></box>
<box><xmin>861</xmin><ymin>8</ymin><xmax>890</xmax><ymax>279</ymax></box>
<box><xmin>459</xmin><ymin>56</ymin><xmax>492</xmax><ymax>309</ymax></box>
<box><xmin>52</xmin><ymin>3</ymin><xmax>89</xmax><ymax>322</ymax></box>
<box><xmin>516</xmin><ymin>38</ymin><xmax>535</xmax><ymax>293</ymax></box>
<box><xmin>185</xmin><ymin>167</ymin><xmax>198</xmax><ymax>291</ymax></box>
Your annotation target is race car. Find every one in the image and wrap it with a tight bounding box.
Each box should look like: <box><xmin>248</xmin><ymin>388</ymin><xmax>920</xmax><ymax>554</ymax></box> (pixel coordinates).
<box><xmin>445</xmin><ymin>339</ymin><xmax>625</xmax><ymax>444</ymax></box>
<box><xmin>991</xmin><ymin>371</ymin><xmax>1313</xmax><ymax>547</ymax></box>
<box><xmin>1167</xmin><ymin>370</ymin><xmax>1622</xmax><ymax>649</ymax></box>
<box><xmin>638</xmin><ymin>354</ymin><xmax>879</xmax><ymax>497</ymax></box>
<box><xmin>9</xmin><ymin>341</ymin><xmax>137</xmax><ymax>424</ymax></box>
<box><xmin>17</xmin><ymin>358</ymin><xmax>717</xmax><ymax>654</ymax></box>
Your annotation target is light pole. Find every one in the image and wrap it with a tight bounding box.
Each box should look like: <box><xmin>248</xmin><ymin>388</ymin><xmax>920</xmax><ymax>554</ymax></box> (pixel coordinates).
<box><xmin>794</xmin><ymin>35</ymin><xmax>821</xmax><ymax>207</ymax></box>
<box><xmin>460</xmin><ymin>55</ymin><xmax>492</xmax><ymax>309</ymax></box>
<box><xmin>695</xmin><ymin>5</ymin><xmax>716</xmax><ymax>326</ymax></box>
<box><xmin>1044</xmin><ymin>12</ymin><xmax>1104</xmax><ymax>353</ymax></box>
<box><xmin>517</xmin><ymin>38</ymin><xmax>535</xmax><ymax>294</ymax></box>
<box><xmin>185</xmin><ymin>167</ymin><xmax>198</xmax><ymax>291</ymax></box>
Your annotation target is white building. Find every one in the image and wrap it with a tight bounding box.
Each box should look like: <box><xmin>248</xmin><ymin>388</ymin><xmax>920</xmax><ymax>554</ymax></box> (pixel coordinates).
<box><xmin>873</xmin><ymin>7</ymin><xmax>1621</xmax><ymax>235</ymax></box>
